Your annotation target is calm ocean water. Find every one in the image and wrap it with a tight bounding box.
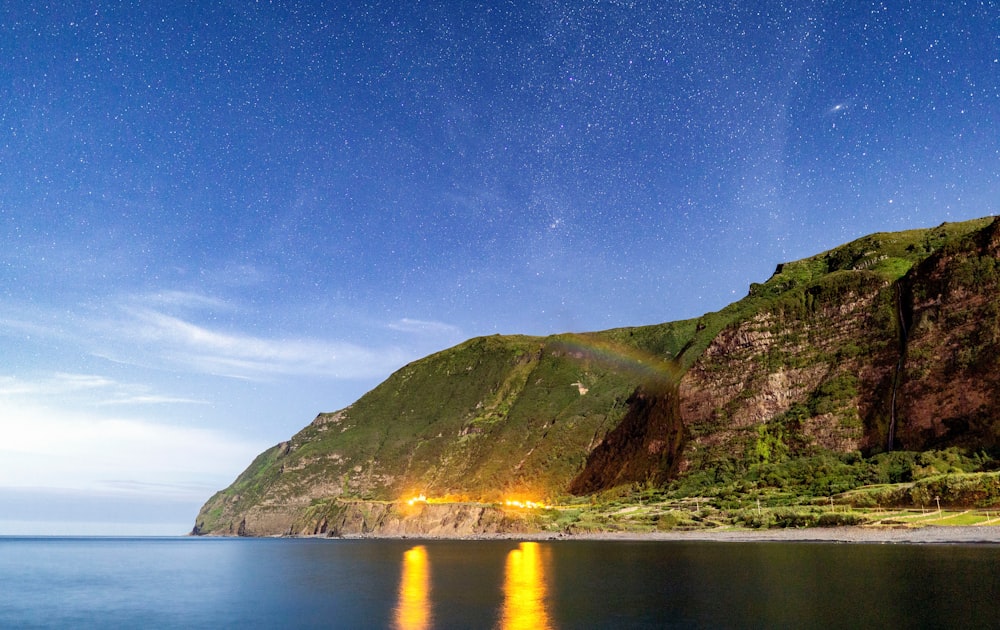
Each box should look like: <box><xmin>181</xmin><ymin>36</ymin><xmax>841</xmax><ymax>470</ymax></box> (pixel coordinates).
<box><xmin>0</xmin><ymin>536</ymin><xmax>997</xmax><ymax>629</ymax></box>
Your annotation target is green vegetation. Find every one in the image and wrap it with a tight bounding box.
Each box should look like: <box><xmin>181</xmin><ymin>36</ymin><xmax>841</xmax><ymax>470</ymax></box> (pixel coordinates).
<box><xmin>522</xmin><ymin>447</ymin><xmax>1000</xmax><ymax>532</ymax></box>
<box><xmin>668</xmin><ymin>448</ymin><xmax>995</xmax><ymax>503</ymax></box>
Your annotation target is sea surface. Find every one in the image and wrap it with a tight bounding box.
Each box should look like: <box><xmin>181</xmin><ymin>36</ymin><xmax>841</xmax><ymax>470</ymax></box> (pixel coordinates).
<box><xmin>1</xmin><ymin>536</ymin><xmax>998</xmax><ymax>629</ymax></box>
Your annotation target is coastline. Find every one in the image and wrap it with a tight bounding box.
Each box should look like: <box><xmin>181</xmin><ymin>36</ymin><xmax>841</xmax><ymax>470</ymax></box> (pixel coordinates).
<box><xmin>316</xmin><ymin>525</ymin><xmax>1000</xmax><ymax>544</ymax></box>
<box><xmin>551</xmin><ymin>526</ymin><xmax>1000</xmax><ymax>544</ymax></box>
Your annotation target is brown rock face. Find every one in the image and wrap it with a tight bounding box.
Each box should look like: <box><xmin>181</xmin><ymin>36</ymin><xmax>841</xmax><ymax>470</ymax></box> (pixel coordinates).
<box><xmin>193</xmin><ymin>499</ymin><xmax>537</xmax><ymax>538</ymax></box>
<box><xmin>678</xmin><ymin>272</ymin><xmax>900</xmax><ymax>467</ymax></box>
<box><xmin>319</xmin><ymin>502</ymin><xmax>531</xmax><ymax>537</ymax></box>
<box><xmin>896</xmin><ymin>220</ymin><xmax>1000</xmax><ymax>449</ymax></box>
<box><xmin>672</xmin><ymin>218</ymin><xmax>1000</xmax><ymax>464</ymax></box>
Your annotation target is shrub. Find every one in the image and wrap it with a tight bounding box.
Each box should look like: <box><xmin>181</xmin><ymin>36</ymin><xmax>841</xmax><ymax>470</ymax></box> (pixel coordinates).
<box><xmin>655</xmin><ymin>512</ymin><xmax>681</xmax><ymax>530</ymax></box>
<box><xmin>772</xmin><ymin>508</ymin><xmax>819</xmax><ymax>528</ymax></box>
<box><xmin>731</xmin><ymin>509</ymin><xmax>776</xmax><ymax>529</ymax></box>
<box><xmin>817</xmin><ymin>512</ymin><xmax>868</xmax><ymax>527</ymax></box>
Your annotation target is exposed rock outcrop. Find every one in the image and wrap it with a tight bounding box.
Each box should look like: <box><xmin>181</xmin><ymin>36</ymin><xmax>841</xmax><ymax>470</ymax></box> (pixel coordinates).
<box><xmin>194</xmin><ymin>501</ymin><xmax>535</xmax><ymax>538</ymax></box>
<box><xmin>678</xmin><ymin>272</ymin><xmax>900</xmax><ymax>467</ymax></box>
<box><xmin>318</xmin><ymin>502</ymin><xmax>532</xmax><ymax>537</ymax></box>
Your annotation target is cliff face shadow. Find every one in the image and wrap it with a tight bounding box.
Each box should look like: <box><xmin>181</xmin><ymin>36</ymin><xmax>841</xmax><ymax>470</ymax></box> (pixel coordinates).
<box><xmin>568</xmin><ymin>380</ymin><xmax>686</xmax><ymax>495</ymax></box>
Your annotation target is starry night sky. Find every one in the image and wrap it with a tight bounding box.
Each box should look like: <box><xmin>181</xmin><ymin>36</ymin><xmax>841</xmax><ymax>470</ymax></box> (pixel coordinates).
<box><xmin>2</xmin><ymin>1</ymin><xmax>999</xmax><ymax>533</ymax></box>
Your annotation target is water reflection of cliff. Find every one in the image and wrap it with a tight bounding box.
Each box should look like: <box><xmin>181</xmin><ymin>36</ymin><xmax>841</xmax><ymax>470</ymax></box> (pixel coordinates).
<box><xmin>395</xmin><ymin>545</ymin><xmax>431</xmax><ymax>630</ymax></box>
<box><xmin>500</xmin><ymin>542</ymin><xmax>551</xmax><ymax>630</ymax></box>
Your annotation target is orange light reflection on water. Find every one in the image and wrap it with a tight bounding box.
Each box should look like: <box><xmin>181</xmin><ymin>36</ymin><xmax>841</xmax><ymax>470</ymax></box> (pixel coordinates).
<box><xmin>394</xmin><ymin>545</ymin><xmax>431</xmax><ymax>630</ymax></box>
<box><xmin>500</xmin><ymin>542</ymin><xmax>551</xmax><ymax>630</ymax></box>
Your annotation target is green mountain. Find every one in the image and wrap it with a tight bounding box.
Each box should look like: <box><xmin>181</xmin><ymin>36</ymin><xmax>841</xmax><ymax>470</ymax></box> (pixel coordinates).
<box><xmin>194</xmin><ymin>216</ymin><xmax>1000</xmax><ymax>536</ymax></box>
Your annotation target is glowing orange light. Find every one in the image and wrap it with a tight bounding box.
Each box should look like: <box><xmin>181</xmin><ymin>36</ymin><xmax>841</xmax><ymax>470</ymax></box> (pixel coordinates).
<box><xmin>406</xmin><ymin>494</ymin><xmax>427</xmax><ymax>506</ymax></box>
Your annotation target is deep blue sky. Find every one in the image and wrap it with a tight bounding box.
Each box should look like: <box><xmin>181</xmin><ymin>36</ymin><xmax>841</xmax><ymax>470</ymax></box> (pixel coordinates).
<box><xmin>2</xmin><ymin>1</ymin><xmax>998</xmax><ymax>534</ymax></box>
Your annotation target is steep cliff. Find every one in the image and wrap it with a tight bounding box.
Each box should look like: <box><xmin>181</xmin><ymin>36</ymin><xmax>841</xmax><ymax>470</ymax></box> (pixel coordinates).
<box><xmin>896</xmin><ymin>219</ymin><xmax>1000</xmax><ymax>450</ymax></box>
<box><xmin>676</xmin><ymin>218</ymin><xmax>996</xmax><ymax>474</ymax></box>
<box><xmin>194</xmin><ymin>216</ymin><xmax>1000</xmax><ymax>536</ymax></box>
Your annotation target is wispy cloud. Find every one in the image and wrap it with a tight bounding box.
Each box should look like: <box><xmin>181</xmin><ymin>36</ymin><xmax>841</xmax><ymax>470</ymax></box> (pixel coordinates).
<box><xmin>0</xmin><ymin>372</ymin><xmax>207</xmax><ymax>406</ymax></box>
<box><xmin>387</xmin><ymin>317</ymin><xmax>463</xmax><ymax>337</ymax></box>
<box><xmin>142</xmin><ymin>290</ymin><xmax>232</xmax><ymax>311</ymax></box>
<box><xmin>4</xmin><ymin>288</ymin><xmax>425</xmax><ymax>385</ymax></box>
<box><xmin>0</xmin><ymin>314</ymin><xmax>72</xmax><ymax>341</ymax></box>
<box><xmin>97</xmin><ymin>394</ymin><xmax>207</xmax><ymax>406</ymax></box>
<box><xmin>119</xmin><ymin>307</ymin><xmax>410</xmax><ymax>380</ymax></box>
<box><xmin>0</xmin><ymin>373</ymin><xmax>107</xmax><ymax>396</ymax></box>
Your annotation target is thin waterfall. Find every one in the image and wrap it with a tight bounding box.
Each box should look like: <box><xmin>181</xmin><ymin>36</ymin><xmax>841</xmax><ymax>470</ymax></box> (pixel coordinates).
<box><xmin>888</xmin><ymin>282</ymin><xmax>909</xmax><ymax>451</ymax></box>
